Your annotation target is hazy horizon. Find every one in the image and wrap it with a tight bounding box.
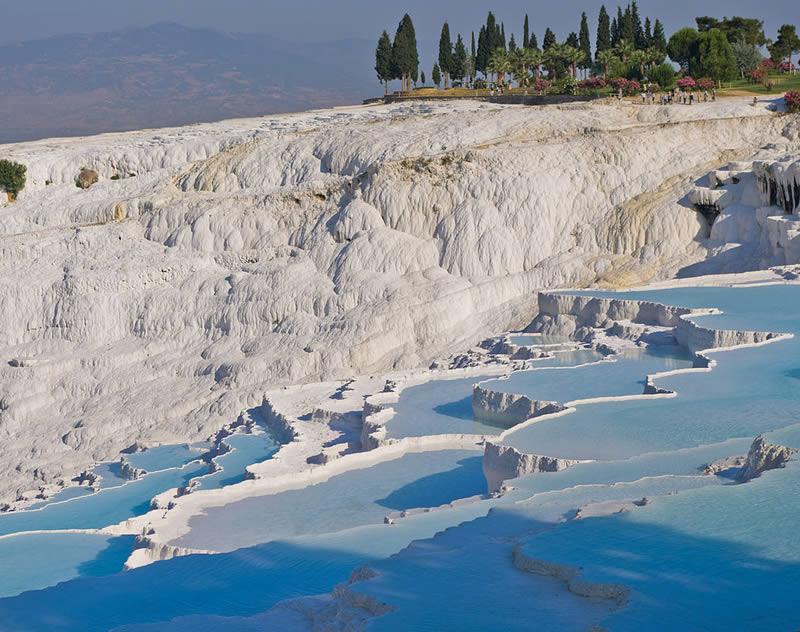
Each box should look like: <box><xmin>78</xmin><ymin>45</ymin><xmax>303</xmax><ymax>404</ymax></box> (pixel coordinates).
<box><xmin>2</xmin><ymin>3</ymin><xmax>795</xmax><ymax>143</ymax></box>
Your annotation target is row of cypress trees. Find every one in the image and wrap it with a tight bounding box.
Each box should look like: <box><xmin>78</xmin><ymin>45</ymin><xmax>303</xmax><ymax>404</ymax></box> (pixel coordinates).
<box><xmin>376</xmin><ymin>4</ymin><xmax>666</xmax><ymax>91</ymax></box>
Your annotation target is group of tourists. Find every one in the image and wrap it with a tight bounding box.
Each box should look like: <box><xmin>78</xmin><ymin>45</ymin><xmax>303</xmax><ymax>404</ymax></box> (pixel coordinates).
<box><xmin>627</xmin><ymin>87</ymin><xmax>718</xmax><ymax>106</ymax></box>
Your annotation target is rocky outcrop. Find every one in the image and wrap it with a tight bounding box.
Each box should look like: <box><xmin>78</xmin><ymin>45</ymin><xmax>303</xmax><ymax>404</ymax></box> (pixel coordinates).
<box><xmin>533</xmin><ymin>293</ymin><xmax>694</xmax><ymax>331</ymax></box>
<box><xmin>76</xmin><ymin>168</ymin><xmax>99</xmax><ymax>189</ymax></box>
<box><xmin>472</xmin><ymin>385</ymin><xmax>566</xmax><ymax>427</ymax></box>
<box><xmin>702</xmin><ymin>435</ymin><xmax>797</xmax><ymax>482</ymax></box>
<box><xmin>483</xmin><ymin>442</ymin><xmax>581</xmax><ymax>493</ymax></box>
<box><xmin>736</xmin><ymin>435</ymin><xmax>797</xmax><ymax>482</ymax></box>
<box><xmin>119</xmin><ymin>459</ymin><xmax>146</xmax><ymax>481</ymax></box>
<box><xmin>674</xmin><ymin>318</ymin><xmax>780</xmax><ymax>353</ymax></box>
<box><xmin>512</xmin><ymin>544</ymin><xmax>629</xmax><ymax>603</ymax></box>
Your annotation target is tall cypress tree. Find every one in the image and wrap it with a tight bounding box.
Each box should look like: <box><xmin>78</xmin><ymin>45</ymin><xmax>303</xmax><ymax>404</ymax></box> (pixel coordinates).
<box><xmin>501</xmin><ymin>23</ymin><xmax>506</xmax><ymax>49</ymax></box>
<box><xmin>438</xmin><ymin>22</ymin><xmax>454</xmax><ymax>88</ymax></box>
<box><xmin>621</xmin><ymin>5</ymin><xmax>635</xmax><ymax>45</ymax></box>
<box><xmin>579</xmin><ymin>12</ymin><xmax>592</xmax><ymax>71</ymax></box>
<box><xmin>566</xmin><ymin>32</ymin><xmax>579</xmax><ymax>48</ymax></box>
<box><xmin>615</xmin><ymin>7</ymin><xmax>625</xmax><ymax>45</ymax></box>
<box><xmin>374</xmin><ymin>30</ymin><xmax>393</xmax><ymax>94</ymax></box>
<box><xmin>470</xmin><ymin>31</ymin><xmax>476</xmax><ymax>81</ymax></box>
<box><xmin>543</xmin><ymin>27</ymin><xmax>557</xmax><ymax>50</ymax></box>
<box><xmin>476</xmin><ymin>26</ymin><xmax>488</xmax><ymax>76</ymax></box>
<box><xmin>523</xmin><ymin>14</ymin><xmax>530</xmax><ymax>49</ymax></box>
<box><xmin>529</xmin><ymin>32</ymin><xmax>538</xmax><ymax>50</ymax></box>
<box><xmin>644</xmin><ymin>17</ymin><xmax>653</xmax><ymax>47</ymax></box>
<box><xmin>631</xmin><ymin>1</ymin><xmax>645</xmax><ymax>48</ymax></box>
<box><xmin>596</xmin><ymin>5</ymin><xmax>611</xmax><ymax>57</ymax></box>
<box><xmin>611</xmin><ymin>17</ymin><xmax>620</xmax><ymax>47</ymax></box>
<box><xmin>452</xmin><ymin>33</ymin><xmax>467</xmax><ymax>83</ymax></box>
<box><xmin>509</xmin><ymin>33</ymin><xmax>517</xmax><ymax>52</ymax></box>
<box><xmin>391</xmin><ymin>14</ymin><xmax>419</xmax><ymax>92</ymax></box>
<box><xmin>652</xmin><ymin>19</ymin><xmax>667</xmax><ymax>52</ymax></box>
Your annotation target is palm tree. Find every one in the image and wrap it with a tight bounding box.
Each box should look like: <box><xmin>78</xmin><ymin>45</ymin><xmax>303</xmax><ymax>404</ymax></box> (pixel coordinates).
<box><xmin>509</xmin><ymin>48</ymin><xmax>529</xmax><ymax>87</ymax></box>
<box><xmin>597</xmin><ymin>49</ymin><xmax>617</xmax><ymax>79</ymax></box>
<box><xmin>562</xmin><ymin>45</ymin><xmax>585</xmax><ymax>79</ymax></box>
<box><xmin>543</xmin><ymin>44</ymin><xmax>564</xmax><ymax>78</ymax></box>
<box><xmin>630</xmin><ymin>50</ymin><xmax>647</xmax><ymax>77</ymax></box>
<box><xmin>524</xmin><ymin>48</ymin><xmax>543</xmax><ymax>82</ymax></box>
<box><xmin>644</xmin><ymin>47</ymin><xmax>665</xmax><ymax>71</ymax></box>
<box><xmin>488</xmin><ymin>47</ymin><xmax>511</xmax><ymax>86</ymax></box>
<box><xmin>615</xmin><ymin>39</ymin><xmax>634</xmax><ymax>63</ymax></box>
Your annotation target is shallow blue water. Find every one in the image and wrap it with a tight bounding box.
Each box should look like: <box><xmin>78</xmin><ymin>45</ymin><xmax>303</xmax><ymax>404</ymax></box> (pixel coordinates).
<box><xmin>195</xmin><ymin>431</ymin><xmax>279</xmax><ymax>490</ymax></box>
<box><xmin>2</xmin><ymin>284</ymin><xmax>800</xmax><ymax>630</ymax></box>
<box><xmin>0</xmin><ymin>461</ymin><xmax>209</xmax><ymax>537</ymax></box>
<box><xmin>175</xmin><ymin>449</ymin><xmax>487</xmax><ymax>552</ymax></box>
<box><xmin>481</xmin><ymin>347</ymin><xmax>691</xmax><ymax>404</ymax></box>
<box><xmin>0</xmin><ymin>534</ymin><xmax>135</xmax><ymax>598</ymax></box>
<box><xmin>386</xmin><ymin>375</ymin><xmax>504</xmax><ymax>439</ymax></box>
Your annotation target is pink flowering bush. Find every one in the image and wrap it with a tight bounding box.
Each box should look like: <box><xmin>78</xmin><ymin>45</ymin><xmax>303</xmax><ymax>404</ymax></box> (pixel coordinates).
<box><xmin>697</xmin><ymin>78</ymin><xmax>715</xmax><ymax>90</ymax></box>
<box><xmin>785</xmin><ymin>91</ymin><xmax>800</xmax><ymax>113</ymax></box>
<box><xmin>532</xmin><ymin>78</ymin><xmax>551</xmax><ymax>94</ymax></box>
<box><xmin>579</xmin><ymin>76</ymin><xmax>606</xmax><ymax>90</ymax></box>
<box><xmin>676</xmin><ymin>76</ymin><xmax>697</xmax><ymax>90</ymax></box>
<box><xmin>609</xmin><ymin>77</ymin><xmax>628</xmax><ymax>92</ymax></box>
<box><xmin>780</xmin><ymin>61</ymin><xmax>796</xmax><ymax>74</ymax></box>
<box><xmin>609</xmin><ymin>77</ymin><xmax>642</xmax><ymax>96</ymax></box>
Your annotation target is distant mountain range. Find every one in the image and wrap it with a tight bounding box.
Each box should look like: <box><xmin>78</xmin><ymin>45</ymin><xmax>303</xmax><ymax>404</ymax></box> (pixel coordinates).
<box><xmin>0</xmin><ymin>22</ymin><xmax>376</xmax><ymax>143</ymax></box>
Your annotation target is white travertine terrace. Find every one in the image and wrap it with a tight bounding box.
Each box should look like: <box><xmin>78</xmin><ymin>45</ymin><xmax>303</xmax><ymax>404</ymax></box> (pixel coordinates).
<box><xmin>0</xmin><ymin>96</ymin><xmax>799</xmax><ymax>509</ymax></box>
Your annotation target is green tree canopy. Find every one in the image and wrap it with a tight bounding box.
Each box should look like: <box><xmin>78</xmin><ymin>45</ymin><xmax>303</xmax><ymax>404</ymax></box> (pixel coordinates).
<box><xmin>596</xmin><ymin>5</ymin><xmax>611</xmax><ymax>56</ymax></box>
<box><xmin>432</xmin><ymin>63</ymin><xmax>441</xmax><ymax>87</ymax></box>
<box><xmin>769</xmin><ymin>24</ymin><xmax>800</xmax><ymax>64</ymax></box>
<box><xmin>529</xmin><ymin>32</ymin><xmax>538</xmax><ymax>50</ymax></box>
<box><xmin>667</xmin><ymin>27</ymin><xmax>701</xmax><ymax>70</ymax></box>
<box><xmin>731</xmin><ymin>38</ymin><xmax>763</xmax><ymax>77</ymax></box>
<box><xmin>509</xmin><ymin>33</ymin><xmax>517</xmax><ymax>52</ymax></box>
<box><xmin>374</xmin><ymin>30</ymin><xmax>393</xmax><ymax>92</ymax></box>
<box><xmin>696</xmin><ymin>16</ymin><xmax>767</xmax><ymax>46</ymax></box>
<box><xmin>697</xmin><ymin>28</ymin><xmax>737</xmax><ymax>81</ymax></box>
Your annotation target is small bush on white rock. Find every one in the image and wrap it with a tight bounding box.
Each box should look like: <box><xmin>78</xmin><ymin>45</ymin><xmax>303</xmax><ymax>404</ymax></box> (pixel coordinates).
<box><xmin>0</xmin><ymin>159</ymin><xmax>26</xmax><ymax>200</ymax></box>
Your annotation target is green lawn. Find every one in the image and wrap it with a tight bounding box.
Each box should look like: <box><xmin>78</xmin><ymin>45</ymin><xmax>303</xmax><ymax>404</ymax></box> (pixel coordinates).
<box><xmin>717</xmin><ymin>73</ymin><xmax>800</xmax><ymax>95</ymax></box>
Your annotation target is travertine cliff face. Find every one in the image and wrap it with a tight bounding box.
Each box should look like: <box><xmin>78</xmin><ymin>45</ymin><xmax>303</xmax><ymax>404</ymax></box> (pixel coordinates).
<box><xmin>0</xmin><ymin>98</ymin><xmax>794</xmax><ymax>504</ymax></box>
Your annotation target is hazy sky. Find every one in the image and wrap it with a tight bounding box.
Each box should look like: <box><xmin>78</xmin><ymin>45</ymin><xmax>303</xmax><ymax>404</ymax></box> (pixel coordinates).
<box><xmin>4</xmin><ymin>1</ymin><xmax>793</xmax><ymax>47</ymax></box>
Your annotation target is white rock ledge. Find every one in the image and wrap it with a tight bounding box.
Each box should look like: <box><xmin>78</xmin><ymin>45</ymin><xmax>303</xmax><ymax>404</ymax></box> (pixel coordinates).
<box><xmin>483</xmin><ymin>442</ymin><xmax>582</xmax><ymax>493</ymax></box>
<box><xmin>472</xmin><ymin>385</ymin><xmax>566</xmax><ymax>427</ymax></box>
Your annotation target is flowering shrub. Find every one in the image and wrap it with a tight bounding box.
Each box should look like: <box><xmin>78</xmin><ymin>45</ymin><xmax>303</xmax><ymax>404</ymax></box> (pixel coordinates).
<box><xmin>761</xmin><ymin>59</ymin><xmax>776</xmax><ymax>71</ymax></box>
<box><xmin>785</xmin><ymin>91</ymin><xmax>800</xmax><ymax>113</ymax></box>
<box><xmin>780</xmin><ymin>61</ymin><xmax>796</xmax><ymax>74</ymax></box>
<box><xmin>626</xmin><ymin>79</ymin><xmax>642</xmax><ymax>95</ymax></box>
<box><xmin>579</xmin><ymin>76</ymin><xmax>606</xmax><ymax>90</ymax></box>
<box><xmin>750</xmin><ymin>67</ymin><xmax>767</xmax><ymax>83</ymax></box>
<box><xmin>697</xmin><ymin>78</ymin><xmax>715</xmax><ymax>90</ymax></box>
<box><xmin>532</xmin><ymin>78</ymin><xmax>551</xmax><ymax>94</ymax></box>
<box><xmin>609</xmin><ymin>77</ymin><xmax>628</xmax><ymax>92</ymax></box>
<box><xmin>609</xmin><ymin>77</ymin><xmax>641</xmax><ymax>96</ymax></box>
<box><xmin>676</xmin><ymin>76</ymin><xmax>697</xmax><ymax>90</ymax></box>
